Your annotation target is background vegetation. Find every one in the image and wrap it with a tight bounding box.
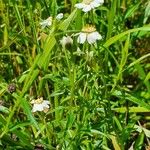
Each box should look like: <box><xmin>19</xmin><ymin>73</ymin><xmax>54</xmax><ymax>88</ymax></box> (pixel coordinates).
<box><xmin>0</xmin><ymin>0</ymin><xmax>150</xmax><ymax>149</ymax></box>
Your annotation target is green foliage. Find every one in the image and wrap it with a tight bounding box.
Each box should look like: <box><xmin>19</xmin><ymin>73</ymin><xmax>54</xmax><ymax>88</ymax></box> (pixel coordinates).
<box><xmin>0</xmin><ymin>0</ymin><xmax>150</xmax><ymax>149</ymax></box>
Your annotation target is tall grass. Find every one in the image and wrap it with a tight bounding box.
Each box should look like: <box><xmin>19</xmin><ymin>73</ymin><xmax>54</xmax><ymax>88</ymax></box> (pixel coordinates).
<box><xmin>0</xmin><ymin>0</ymin><xmax>150</xmax><ymax>149</ymax></box>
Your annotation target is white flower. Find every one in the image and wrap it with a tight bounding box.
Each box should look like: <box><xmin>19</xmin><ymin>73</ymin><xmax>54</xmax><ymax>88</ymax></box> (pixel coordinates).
<box><xmin>75</xmin><ymin>0</ymin><xmax>104</xmax><ymax>12</ymax></box>
<box><xmin>31</xmin><ymin>97</ymin><xmax>50</xmax><ymax>113</ymax></box>
<box><xmin>40</xmin><ymin>13</ymin><xmax>63</xmax><ymax>29</ymax></box>
<box><xmin>77</xmin><ymin>25</ymin><xmax>102</xmax><ymax>44</ymax></box>
<box><xmin>56</xmin><ymin>13</ymin><xmax>64</xmax><ymax>20</ymax></box>
<box><xmin>60</xmin><ymin>36</ymin><xmax>73</xmax><ymax>49</ymax></box>
<box><xmin>40</xmin><ymin>17</ymin><xmax>52</xmax><ymax>29</ymax></box>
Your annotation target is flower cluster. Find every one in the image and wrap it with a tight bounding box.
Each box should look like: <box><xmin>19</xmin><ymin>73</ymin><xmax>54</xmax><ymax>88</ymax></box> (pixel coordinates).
<box><xmin>60</xmin><ymin>25</ymin><xmax>102</xmax><ymax>46</ymax></box>
<box><xmin>31</xmin><ymin>97</ymin><xmax>50</xmax><ymax>113</ymax></box>
<box><xmin>40</xmin><ymin>1</ymin><xmax>104</xmax><ymax>46</ymax></box>
<box><xmin>75</xmin><ymin>0</ymin><xmax>104</xmax><ymax>12</ymax></box>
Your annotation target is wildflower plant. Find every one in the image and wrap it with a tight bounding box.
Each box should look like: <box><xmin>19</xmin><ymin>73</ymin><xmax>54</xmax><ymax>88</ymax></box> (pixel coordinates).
<box><xmin>0</xmin><ymin>0</ymin><xmax>150</xmax><ymax>149</ymax></box>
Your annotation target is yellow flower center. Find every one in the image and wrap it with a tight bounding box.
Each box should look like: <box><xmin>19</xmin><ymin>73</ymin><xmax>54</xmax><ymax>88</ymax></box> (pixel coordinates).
<box><xmin>82</xmin><ymin>25</ymin><xmax>96</xmax><ymax>33</ymax></box>
<box><xmin>83</xmin><ymin>0</ymin><xmax>93</xmax><ymax>4</ymax></box>
<box><xmin>31</xmin><ymin>97</ymin><xmax>44</xmax><ymax>104</ymax></box>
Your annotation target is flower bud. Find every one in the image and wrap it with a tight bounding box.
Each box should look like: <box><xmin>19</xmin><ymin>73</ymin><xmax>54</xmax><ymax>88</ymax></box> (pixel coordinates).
<box><xmin>60</xmin><ymin>36</ymin><xmax>73</xmax><ymax>49</ymax></box>
<box><xmin>8</xmin><ymin>83</ymin><xmax>16</xmax><ymax>93</ymax></box>
<box><xmin>56</xmin><ymin>13</ymin><xmax>63</xmax><ymax>21</ymax></box>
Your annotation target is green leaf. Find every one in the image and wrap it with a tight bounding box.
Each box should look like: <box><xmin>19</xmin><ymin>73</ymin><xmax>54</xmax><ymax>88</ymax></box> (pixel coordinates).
<box><xmin>113</xmin><ymin>107</ymin><xmax>150</xmax><ymax>113</ymax></box>
<box><xmin>9</xmin><ymin>122</ymin><xmax>31</xmax><ymax>131</ymax></box>
<box><xmin>37</xmin><ymin>34</ymin><xmax>56</xmax><ymax>71</ymax></box>
<box><xmin>113</xmin><ymin>91</ymin><xmax>150</xmax><ymax>110</ymax></box>
<box><xmin>106</xmin><ymin>0</ymin><xmax>117</xmax><ymax>39</ymax></box>
<box><xmin>125</xmin><ymin>2</ymin><xmax>141</xmax><ymax>19</ymax></box>
<box><xmin>144</xmin><ymin>72</ymin><xmax>150</xmax><ymax>83</ymax></box>
<box><xmin>22</xmin><ymin>69</ymin><xmax>39</xmax><ymax>95</ymax></box>
<box><xmin>104</xmin><ymin>26</ymin><xmax>150</xmax><ymax>48</ymax></box>
<box><xmin>110</xmin><ymin>134</ymin><xmax>121</xmax><ymax>150</ymax></box>
<box><xmin>20</xmin><ymin>97</ymin><xmax>39</xmax><ymax>130</ymax></box>
<box><xmin>133</xmin><ymin>60</ymin><xmax>150</xmax><ymax>93</ymax></box>
<box><xmin>111</xmin><ymin>34</ymin><xmax>130</xmax><ymax>91</ymax></box>
<box><xmin>58</xmin><ymin>9</ymin><xmax>77</xmax><ymax>31</ymax></box>
<box><xmin>134</xmin><ymin>131</ymin><xmax>144</xmax><ymax>150</ymax></box>
<box><xmin>12</xmin><ymin>129</ymin><xmax>33</xmax><ymax>148</ymax></box>
<box><xmin>0</xmin><ymin>106</ymin><xmax>9</xmax><ymax>114</ymax></box>
<box><xmin>144</xmin><ymin>1</ymin><xmax>150</xmax><ymax>24</ymax></box>
<box><xmin>127</xmin><ymin>53</ymin><xmax>150</xmax><ymax>69</ymax></box>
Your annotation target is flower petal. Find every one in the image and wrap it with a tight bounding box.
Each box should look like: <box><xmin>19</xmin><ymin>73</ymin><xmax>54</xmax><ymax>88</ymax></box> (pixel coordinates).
<box><xmin>32</xmin><ymin>104</ymin><xmax>44</xmax><ymax>112</ymax></box>
<box><xmin>87</xmin><ymin>32</ymin><xmax>102</xmax><ymax>44</ymax></box>
<box><xmin>43</xmin><ymin>100</ymin><xmax>50</xmax><ymax>104</ymax></box>
<box><xmin>42</xmin><ymin>100</ymin><xmax>50</xmax><ymax>106</ymax></box>
<box><xmin>56</xmin><ymin>13</ymin><xmax>63</xmax><ymax>20</ymax></box>
<box><xmin>40</xmin><ymin>21</ymin><xmax>47</xmax><ymax>29</ymax></box>
<box><xmin>40</xmin><ymin>17</ymin><xmax>52</xmax><ymax>29</ymax></box>
<box><xmin>75</xmin><ymin>3</ymin><xmax>85</xmax><ymax>9</ymax></box>
<box><xmin>90</xmin><ymin>1</ymin><xmax>100</xmax><ymax>8</ymax></box>
<box><xmin>82</xmin><ymin>5</ymin><xmax>92</xmax><ymax>12</ymax></box>
<box><xmin>93</xmin><ymin>31</ymin><xmax>102</xmax><ymax>40</ymax></box>
<box><xmin>87</xmin><ymin>33</ymin><xmax>96</xmax><ymax>44</ymax></box>
<box><xmin>95</xmin><ymin>0</ymin><xmax>104</xmax><ymax>4</ymax></box>
<box><xmin>77</xmin><ymin>33</ymin><xmax>87</xmax><ymax>44</ymax></box>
